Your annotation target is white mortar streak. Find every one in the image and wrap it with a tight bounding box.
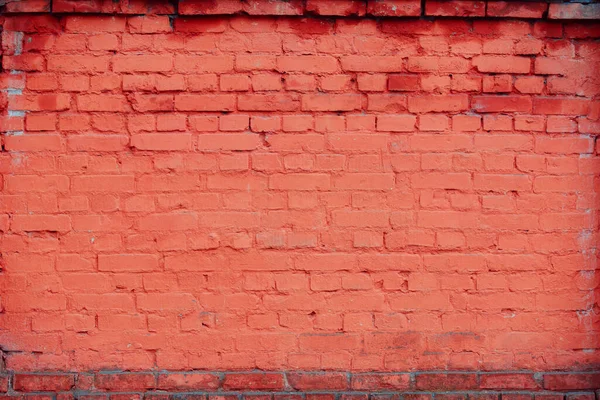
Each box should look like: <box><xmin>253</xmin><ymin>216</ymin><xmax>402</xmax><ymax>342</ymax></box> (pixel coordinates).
<box><xmin>2</xmin><ymin>32</ymin><xmax>26</xmax><ymax>137</ymax></box>
<box><xmin>575</xmin><ymin>151</ymin><xmax>598</xmax><ymax>355</ymax></box>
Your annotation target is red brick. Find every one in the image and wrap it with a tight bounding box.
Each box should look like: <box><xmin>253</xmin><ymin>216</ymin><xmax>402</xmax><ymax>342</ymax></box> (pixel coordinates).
<box><xmin>6</xmin><ymin>174</ymin><xmax>65</xmax><ymax>194</ymax></box>
<box><xmin>480</xmin><ymin>373</ymin><xmax>540</xmax><ymax>390</ymax></box>
<box><xmin>319</xmin><ymin>75</ymin><xmax>352</xmax><ymax>91</ymax></box>
<box><xmin>10</xmin><ymin>94</ymin><xmax>71</xmax><ymax>111</ymax></box>
<box><xmin>277</xmin><ymin>56</ymin><xmax>339</xmax><ymax>74</ymax></box>
<box><xmin>5</xmin><ymin>0</ymin><xmax>50</xmax><ymax>12</ymax></box>
<box><xmin>483</xmin><ymin>75</ymin><xmax>512</xmax><ymax>93</ymax></box>
<box><xmin>426</xmin><ymin>1</ymin><xmax>484</xmax><ymax>16</ymax></box>
<box><xmin>377</xmin><ymin>115</ymin><xmax>416</xmax><ymax>132</ymax></box>
<box><xmin>549</xmin><ymin>3</ymin><xmax>600</xmax><ymax>20</ymax></box>
<box><xmin>367</xmin><ymin>94</ymin><xmax>407</xmax><ymax>112</ymax></box>
<box><xmin>26</xmin><ymin>114</ymin><xmax>57</xmax><ymax>131</ymax></box>
<box><xmin>302</xmin><ymin>94</ymin><xmax>361</xmax><ymax>112</ymax></box>
<box><xmin>223</xmin><ymin>373</ymin><xmax>285</xmax><ymax>390</ymax></box>
<box><xmin>0</xmin><ymin>116</ymin><xmax>25</xmax><ymax>132</ymax></box>
<box><xmin>357</xmin><ymin>74</ymin><xmax>387</xmax><ymax>91</ymax></box>
<box><xmin>332</xmin><ymin>210</ymin><xmax>389</xmax><ymax>228</ymax></box>
<box><xmin>88</xmin><ymin>33</ymin><xmax>119</xmax><ymax>51</ymax></box>
<box><xmin>407</xmin><ymin>56</ymin><xmax>470</xmax><ymax>73</ymax></box>
<box><xmin>13</xmin><ymin>374</ymin><xmax>75</xmax><ymax>392</ymax></box>
<box><xmin>451</xmin><ymin>75</ymin><xmax>481</xmax><ymax>92</ymax></box>
<box><xmin>367</xmin><ymin>0</ymin><xmax>421</xmax><ymax>16</ymax></box>
<box><xmin>12</xmin><ymin>215</ymin><xmax>71</xmax><ymax>232</ymax></box>
<box><xmin>128</xmin><ymin>15</ymin><xmax>171</xmax><ymax>33</ymax></box>
<box><xmin>487</xmin><ymin>2</ymin><xmax>548</xmax><ymax>18</ymax></box>
<box><xmin>533</xmin><ymin>97</ymin><xmax>589</xmax><ymax>115</ymax></box>
<box><xmin>514</xmin><ymin>115</ymin><xmax>545</xmax><ymax>132</ymax></box>
<box><xmin>157</xmin><ymin>372</ymin><xmax>220</xmax><ymax>390</ymax></box>
<box><xmin>95</xmin><ymin>373</ymin><xmax>156</xmax><ymax>391</ymax></box>
<box><xmin>277</xmin><ymin>18</ymin><xmax>334</xmax><ymax>34</ymax></box>
<box><xmin>353</xmin><ymin>231</ymin><xmax>383</xmax><ymax>248</ymax></box>
<box><xmin>544</xmin><ymin>373</ymin><xmax>600</xmax><ymax>389</ymax></box>
<box><xmin>67</xmin><ymin>135</ymin><xmax>129</xmax><ymax>152</ymax></box>
<box><xmin>473</xmin><ymin>20</ymin><xmax>532</xmax><ymax>37</ymax></box>
<box><xmin>77</xmin><ymin>94</ymin><xmax>128</xmax><ymax>112</ymax></box>
<box><xmin>237</xmin><ymin>55</ymin><xmax>277</xmax><ymax>71</ymax></box>
<box><xmin>514</xmin><ymin>76</ymin><xmax>545</xmax><ymax>94</ymax></box>
<box><xmin>341</xmin><ymin>56</ymin><xmax>404</xmax><ymax>73</ymax></box>
<box><xmin>388</xmin><ymin>75</ymin><xmax>420</xmax><ymax>92</ymax></box>
<box><xmin>220</xmin><ymin>74</ymin><xmax>251</xmax><ymax>91</ymax></box>
<box><xmin>244</xmin><ymin>0</ymin><xmax>303</xmax><ymax>15</ymax></box>
<box><xmin>306</xmin><ymin>0</ymin><xmax>365</xmax><ymax>16</ymax></box>
<box><xmin>138</xmin><ymin>213</ymin><xmax>199</xmax><ymax>231</ymax></box>
<box><xmin>473</xmin><ymin>96</ymin><xmax>532</xmax><ymax>113</ymax></box>
<box><xmin>473</xmin><ymin>56</ymin><xmax>531</xmax><ymax>74</ymax></box>
<box><xmin>252</xmin><ymin>74</ymin><xmax>282</xmax><ymax>91</ymax></box>
<box><xmin>175</xmin><ymin>94</ymin><xmax>235</xmax><ymax>112</ymax></box>
<box><xmin>408</xmin><ymin>95</ymin><xmax>469</xmax><ymax>113</ymax></box>
<box><xmin>179</xmin><ymin>0</ymin><xmax>243</xmax><ymax>15</ymax></box>
<box><xmin>270</xmin><ymin>174</ymin><xmax>330</xmax><ymax>191</ymax></box>
<box><xmin>533</xmin><ymin>175</ymin><xmax>593</xmax><ymax>192</ymax></box>
<box><xmin>412</xmin><ymin>172</ymin><xmax>471</xmax><ymax>190</ymax></box>
<box><xmin>239</xmin><ymin>94</ymin><xmax>300</xmax><ymax>111</ymax></box>
<box><xmin>482</xmin><ymin>115</ymin><xmax>512</xmax><ymax>131</ymax></box>
<box><xmin>351</xmin><ymin>374</ymin><xmax>411</xmax><ymax>390</ymax></box>
<box><xmin>175</xmin><ymin>55</ymin><xmax>234</xmax><ymax>73</ymax></box>
<box><xmin>285</xmin><ymin>75</ymin><xmax>317</xmax><ymax>92</ymax></box>
<box><xmin>416</xmin><ymin>373</ymin><xmax>478</xmax><ymax>390</ymax></box>
<box><xmin>579</xmin><ymin>118</ymin><xmax>600</xmax><ymax>134</ymax></box>
<box><xmin>219</xmin><ymin>115</ymin><xmax>250</xmax><ymax>131</ymax></box>
<box><xmin>453</xmin><ymin>115</ymin><xmax>481</xmax><ymax>131</ymax></box>
<box><xmin>536</xmin><ymin>136</ymin><xmax>594</xmax><ymax>154</ymax></box>
<box><xmin>197</xmin><ymin>134</ymin><xmax>261</xmax><ymax>151</ymax></box>
<box><xmin>64</xmin><ymin>16</ymin><xmax>126</xmax><ymax>32</ymax></box>
<box><xmin>547</xmin><ymin>116</ymin><xmax>577</xmax><ymax>133</ymax></box>
<box><xmin>98</xmin><ymin>254</ymin><xmax>159</xmax><ymax>272</ymax></box>
<box><xmin>251</xmin><ymin>116</ymin><xmax>281</xmax><ymax>133</ymax></box>
<box><xmin>175</xmin><ymin>18</ymin><xmax>228</xmax><ymax>32</ymax></box>
<box><xmin>3</xmin><ymin>54</ymin><xmax>45</xmax><ymax>72</ymax></box>
<box><xmin>186</xmin><ymin>75</ymin><xmax>218</xmax><ymax>92</ymax></box>
<box><xmin>113</xmin><ymin>55</ymin><xmax>173</xmax><ymax>72</ymax></box>
<box><xmin>282</xmin><ymin>115</ymin><xmax>313</xmax><ymax>132</ymax></box>
<box><xmin>4</xmin><ymin>15</ymin><xmax>61</xmax><ymax>32</ymax></box>
<box><xmin>347</xmin><ymin>114</ymin><xmax>375</xmax><ymax>131</ymax></box>
<box><xmin>419</xmin><ymin>114</ymin><xmax>449</xmax><ymax>131</ymax></box>
<box><xmin>0</xmin><ymin>375</ymin><xmax>8</xmax><ymax>392</ymax></box>
<box><xmin>51</xmin><ymin>0</ymin><xmax>99</xmax><ymax>12</ymax></box>
<box><xmin>533</xmin><ymin>22</ymin><xmax>563</xmax><ymax>38</ymax></box>
<box><xmin>287</xmin><ymin>373</ymin><xmax>349</xmax><ymax>390</ymax></box>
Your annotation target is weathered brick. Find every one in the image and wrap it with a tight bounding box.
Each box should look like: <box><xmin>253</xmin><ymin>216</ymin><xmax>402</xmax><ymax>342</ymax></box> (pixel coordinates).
<box><xmin>367</xmin><ymin>0</ymin><xmax>421</xmax><ymax>16</ymax></box>
<box><xmin>487</xmin><ymin>2</ymin><xmax>548</xmax><ymax>18</ymax></box>
<box><xmin>548</xmin><ymin>3</ymin><xmax>600</xmax><ymax>20</ymax></box>
<box><xmin>95</xmin><ymin>373</ymin><xmax>156</xmax><ymax>390</ymax></box>
<box><xmin>14</xmin><ymin>374</ymin><xmax>75</xmax><ymax>392</ymax></box>
<box><xmin>426</xmin><ymin>1</ymin><xmax>485</xmax><ymax>17</ymax></box>
<box><xmin>223</xmin><ymin>373</ymin><xmax>285</xmax><ymax>390</ymax></box>
<box><xmin>287</xmin><ymin>372</ymin><xmax>349</xmax><ymax>390</ymax></box>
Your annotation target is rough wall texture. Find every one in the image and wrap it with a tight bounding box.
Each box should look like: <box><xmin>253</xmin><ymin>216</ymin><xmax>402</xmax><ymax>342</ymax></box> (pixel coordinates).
<box><xmin>0</xmin><ymin>0</ymin><xmax>600</xmax><ymax>395</ymax></box>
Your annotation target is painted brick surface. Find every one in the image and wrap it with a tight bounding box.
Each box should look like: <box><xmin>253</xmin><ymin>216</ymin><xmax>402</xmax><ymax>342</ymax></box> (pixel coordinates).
<box><xmin>0</xmin><ymin>0</ymin><xmax>599</xmax><ymax>385</ymax></box>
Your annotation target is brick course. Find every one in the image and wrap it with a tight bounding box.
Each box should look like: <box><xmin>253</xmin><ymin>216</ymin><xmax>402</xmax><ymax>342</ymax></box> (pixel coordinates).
<box><xmin>0</xmin><ymin>371</ymin><xmax>599</xmax><ymax>394</ymax></box>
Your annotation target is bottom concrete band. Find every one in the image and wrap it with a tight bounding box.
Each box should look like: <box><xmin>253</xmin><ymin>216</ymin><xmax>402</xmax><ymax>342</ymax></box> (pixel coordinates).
<box><xmin>0</xmin><ymin>371</ymin><xmax>599</xmax><ymax>395</ymax></box>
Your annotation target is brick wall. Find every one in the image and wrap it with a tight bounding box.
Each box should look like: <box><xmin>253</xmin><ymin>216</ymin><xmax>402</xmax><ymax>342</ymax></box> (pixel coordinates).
<box><xmin>0</xmin><ymin>0</ymin><xmax>599</xmax><ymax>395</ymax></box>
